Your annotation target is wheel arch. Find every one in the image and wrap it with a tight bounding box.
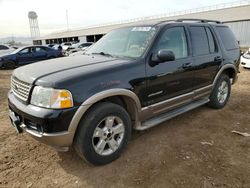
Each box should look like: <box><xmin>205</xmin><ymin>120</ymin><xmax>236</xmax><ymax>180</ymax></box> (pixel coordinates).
<box><xmin>213</xmin><ymin>64</ymin><xmax>238</xmax><ymax>86</ymax></box>
<box><xmin>67</xmin><ymin>89</ymin><xmax>142</xmax><ymax>144</ymax></box>
<box><xmin>3</xmin><ymin>59</ymin><xmax>17</xmax><ymax>69</ymax></box>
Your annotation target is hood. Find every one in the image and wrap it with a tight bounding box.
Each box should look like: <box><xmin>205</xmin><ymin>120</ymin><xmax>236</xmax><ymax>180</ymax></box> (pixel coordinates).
<box><xmin>243</xmin><ymin>53</ymin><xmax>250</xmax><ymax>59</ymax></box>
<box><xmin>13</xmin><ymin>54</ymin><xmax>132</xmax><ymax>85</ymax></box>
<box><xmin>0</xmin><ymin>49</ymin><xmax>15</xmax><ymax>57</ymax></box>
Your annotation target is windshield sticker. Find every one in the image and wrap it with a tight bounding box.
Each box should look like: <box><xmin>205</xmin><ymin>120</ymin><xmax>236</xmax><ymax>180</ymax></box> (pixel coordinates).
<box><xmin>132</xmin><ymin>27</ymin><xmax>152</xmax><ymax>32</ymax></box>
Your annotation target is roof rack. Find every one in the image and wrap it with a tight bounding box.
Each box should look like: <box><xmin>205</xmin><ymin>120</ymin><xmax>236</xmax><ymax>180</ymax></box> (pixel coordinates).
<box><xmin>155</xmin><ymin>19</ymin><xmax>176</xmax><ymax>25</ymax></box>
<box><xmin>176</xmin><ymin>19</ymin><xmax>222</xmax><ymax>24</ymax></box>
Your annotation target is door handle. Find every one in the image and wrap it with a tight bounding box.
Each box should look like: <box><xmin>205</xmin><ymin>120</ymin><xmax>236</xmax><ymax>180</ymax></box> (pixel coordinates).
<box><xmin>182</xmin><ymin>62</ymin><xmax>193</xmax><ymax>69</ymax></box>
<box><xmin>214</xmin><ymin>56</ymin><xmax>222</xmax><ymax>62</ymax></box>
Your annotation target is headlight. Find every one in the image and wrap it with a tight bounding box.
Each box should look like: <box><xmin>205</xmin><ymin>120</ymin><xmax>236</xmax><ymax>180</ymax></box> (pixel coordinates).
<box><xmin>30</xmin><ymin>86</ymin><xmax>73</xmax><ymax>109</ymax></box>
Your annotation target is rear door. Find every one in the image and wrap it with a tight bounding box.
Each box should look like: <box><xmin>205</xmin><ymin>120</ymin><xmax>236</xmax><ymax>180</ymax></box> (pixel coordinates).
<box><xmin>34</xmin><ymin>47</ymin><xmax>48</xmax><ymax>61</ymax></box>
<box><xmin>188</xmin><ymin>25</ymin><xmax>222</xmax><ymax>89</ymax></box>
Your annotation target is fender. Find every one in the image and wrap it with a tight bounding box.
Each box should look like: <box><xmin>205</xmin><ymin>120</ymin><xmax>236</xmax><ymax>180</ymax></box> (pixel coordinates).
<box><xmin>67</xmin><ymin>88</ymin><xmax>142</xmax><ymax>144</ymax></box>
<box><xmin>212</xmin><ymin>64</ymin><xmax>238</xmax><ymax>87</ymax></box>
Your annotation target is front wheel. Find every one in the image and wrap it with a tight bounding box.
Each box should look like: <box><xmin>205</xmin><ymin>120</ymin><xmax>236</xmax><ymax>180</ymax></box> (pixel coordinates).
<box><xmin>208</xmin><ymin>74</ymin><xmax>231</xmax><ymax>109</ymax></box>
<box><xmin>4</xmin><ymin>61</ymin><xmax>16</xmax><ymax>69</ymax></box>
<box><xmin>74</xmin><ymin>102</ymin><xmax>132</xmax><ymax>165</ymax></box>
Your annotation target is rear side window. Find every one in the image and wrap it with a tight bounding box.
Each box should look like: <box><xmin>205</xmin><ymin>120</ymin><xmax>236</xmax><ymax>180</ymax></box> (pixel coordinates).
<box><xmin>189</xmin><ymin>26</ymin><xmax>210</xmax><ymax>56</ymax></box>
<box><xmin>216</xmin><ymin>26</ymin><xmax>238</xmax><ymax>51</ymax></box>
<box><xmin>205</xmin><ymin>27</ymin><xmax>216</xmax><ymax>53</ymax></box>
<box><xmin>36</xmin><ymin>47</ymin><xmax>47</xmax><ymax>52</ymax></box>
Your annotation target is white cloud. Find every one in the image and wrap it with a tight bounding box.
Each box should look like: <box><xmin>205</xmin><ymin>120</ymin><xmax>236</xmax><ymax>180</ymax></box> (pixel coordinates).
<box><xmin>0</xmin><ymin>0</ymin><xmax>236</xmax><ymax>37</ymax></box>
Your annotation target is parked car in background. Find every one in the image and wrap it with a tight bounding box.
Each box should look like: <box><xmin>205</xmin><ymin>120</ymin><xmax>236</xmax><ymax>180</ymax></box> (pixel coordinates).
<box><xmin>61</xmin><ymin>42</ymin><xmax>72</xmax><ymax>51</ymax></box>
<box><xmin>0</xmin><ymin>45</ymin><xmax>63</xmax><ymax>69</ymax></box>
<box><xmin>46</xmin><ymin>44</ymin><xmax>56</xmax><ymax>48</ymax></box>
<box><xmin>240</xmin><ymin>48</ymin><xmax>250</xmax><ymax>68</ymax></box>
<box><xmin>0</xmin><ymin>44</ymin><xmax>10</xmax><ymax>50</ymax></box>
<box><xmin>77</xmin><ymin>42</ymin><xmax>93</xmax><ymax>49</ymax></box>
<box><xmin>52</xmin><ymin>44</ymin><xmax>62</xmax><ymax>50</ymax></box>
<box><xmin>68</xmin><ymin>48</ymin><xmax>88</xmax><ymax>56</ymax></box>
<box><xmin>0</xmin><ymin>44</ymin><xmax>16</xmax><ymax>55</ymax></box>
<box><xmin>66</xmin><ymin>42</ymin><xmax>93</xmax><ymax>56</ymax></box>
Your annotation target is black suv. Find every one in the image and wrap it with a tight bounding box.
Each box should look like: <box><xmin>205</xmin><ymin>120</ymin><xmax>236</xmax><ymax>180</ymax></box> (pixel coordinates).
<box><xmin>8</xmin><ymin>19</ymin><xmax>240</xmax><ymax>165</ymax></box>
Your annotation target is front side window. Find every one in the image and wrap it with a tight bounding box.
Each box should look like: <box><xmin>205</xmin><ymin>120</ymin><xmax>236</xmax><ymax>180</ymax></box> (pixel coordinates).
<box><xmin>155</xmin><ymin>27</ymin><xmax>188</xmax><ymax>59</ymax></box>
<box><xmin>86</xmin><ymin>26</ymin><xmax>158</xmax><ymax>58</ymax></box>
<box><xmin>19</xmin><ymin>48</ymin><xmax>30</xmax><ymax>54</ymax></box>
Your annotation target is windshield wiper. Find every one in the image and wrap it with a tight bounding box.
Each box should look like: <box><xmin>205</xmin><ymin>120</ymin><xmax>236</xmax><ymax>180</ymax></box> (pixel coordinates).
<box><xmin>92</xmin><ymin>52</ymin><xmax>113</xmax><ymax>57</ymax></box>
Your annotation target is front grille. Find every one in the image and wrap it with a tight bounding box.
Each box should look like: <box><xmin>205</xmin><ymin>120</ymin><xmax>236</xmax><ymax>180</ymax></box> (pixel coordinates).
<box><xmin>11</xmin><ymin>76</ymin><xmax>31</xmax><ymax>102</ymax></box>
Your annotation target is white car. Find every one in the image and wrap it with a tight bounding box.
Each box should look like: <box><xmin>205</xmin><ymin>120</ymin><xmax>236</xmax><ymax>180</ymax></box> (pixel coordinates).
<box><xmin>241</xmin><ymin>48</ymin><xmax>250</xmax><ymax>68</ymax></box>
<box><xmin>0</xmin><ymin>44</ymin><xmax>15</xmax><ymax>55</ymax></box>
<box><xmin>65</xmin><ymin>42</ymin><xmax>93</xmax><ymax>56</ymax></box>
<box><xmin>61</xmin><ymin>42</ymin><xmax>72</xmax><ymax>51</ymax></box>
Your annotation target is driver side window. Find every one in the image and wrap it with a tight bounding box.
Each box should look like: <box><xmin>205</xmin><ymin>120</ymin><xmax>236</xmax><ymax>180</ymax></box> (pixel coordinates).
<box><xmin>156</xmin><ymin>27</ymin><xmax>188</xmax><ymax>59</ymax></box>
<box><xmin>19</xmin><ymin>48</ymin><xmax>30</xmax><ymax>54</ymax></box>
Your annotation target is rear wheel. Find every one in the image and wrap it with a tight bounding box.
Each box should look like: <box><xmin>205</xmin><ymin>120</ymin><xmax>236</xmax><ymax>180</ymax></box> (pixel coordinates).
<box><xmin>74</xmin><ymin>102</ymin><xmax>132</xmax><ymax>165</ymax></box>
<box><xmin>4</xmin><ymin>61</ymin><xmax>16</xmax><ymax>69</ymax></box>
<box><xmin>208</xmin><ymin>74</ymin><xmax>231</xmax><ymax>109</ymax></box>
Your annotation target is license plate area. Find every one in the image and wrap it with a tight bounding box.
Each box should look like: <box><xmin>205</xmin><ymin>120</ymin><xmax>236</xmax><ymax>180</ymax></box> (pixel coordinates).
<box><xmin>9</xmin><ymin>109</ymin><xmax>23</xmax><ymax>134</ymax></box>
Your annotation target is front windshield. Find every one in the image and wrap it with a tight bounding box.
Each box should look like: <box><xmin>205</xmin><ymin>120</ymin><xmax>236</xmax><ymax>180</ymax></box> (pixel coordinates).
<box><xmin>86</xmin><ymin>26</ymin><xmax>158</xmax><ymax>58</ymax></box>
<box><xmin>11</xmin><ymin>48</ymin><xmax>22</xmax><ymax>54</ymax></box>
<box><xmin>243</xmin><ymin>50</ymin><xmax>250</xmax><ymax>58</ymax></box>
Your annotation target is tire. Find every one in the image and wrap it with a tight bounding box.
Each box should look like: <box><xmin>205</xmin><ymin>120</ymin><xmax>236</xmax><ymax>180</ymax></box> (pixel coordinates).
<box><xmin>208</xmin><ymin>74</ymin><xmax>231</xmax><ymax>109</ymax></box>
<box><xmin>4</xmin><ymin>61</ymin><xmax>16</xmax><ymax>69</ymax></box>
<box><xmin>74</xmin><ymin>102</ymin><xmax>132</xmax><ymax>165</ymax></box>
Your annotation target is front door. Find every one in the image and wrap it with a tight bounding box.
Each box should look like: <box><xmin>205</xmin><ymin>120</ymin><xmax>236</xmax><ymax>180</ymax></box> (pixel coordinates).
<box><xmin>17</xmin><ymin>47</ymin><xmax>33</xmax><ymax>64</ymax></box>
<box><xmin>145</xmin><ymin>26</ymin><xmax>196</xmax><ymax>113</ymax></box>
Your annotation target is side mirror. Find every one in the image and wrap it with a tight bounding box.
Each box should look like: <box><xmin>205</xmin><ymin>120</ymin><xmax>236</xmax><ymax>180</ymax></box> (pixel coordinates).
<box><xmin>241</xmin><ymin>51</ymin><xmax>244</xmax><ymax>56</ymax></box>
<box><xmin>150</xmin><ymin>50</ymin><xmax>175</xmax><ymax>66</ymax></box>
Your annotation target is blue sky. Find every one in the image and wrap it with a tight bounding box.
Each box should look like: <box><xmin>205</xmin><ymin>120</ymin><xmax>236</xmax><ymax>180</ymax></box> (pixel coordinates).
<box><xmin>0</xmin><ymin>0</ymin><xmax>238</xmax><ymax>37</ymax></box>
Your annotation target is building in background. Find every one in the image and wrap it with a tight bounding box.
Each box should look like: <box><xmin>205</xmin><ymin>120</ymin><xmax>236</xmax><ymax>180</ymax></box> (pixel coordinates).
<box><xmin>28</xmin><ymin>11</ymin><xmax>40</xmax><ymax>39</ymax></box>
<box><xmin>34</xmin><ymin>0</ymin><xmax>250</xmax><ymax>47</ymax></box>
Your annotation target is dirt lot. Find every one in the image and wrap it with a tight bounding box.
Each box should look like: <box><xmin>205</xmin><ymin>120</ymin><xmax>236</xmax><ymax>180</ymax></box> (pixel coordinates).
<box><xmin>0</xmin><ymin>68</ymin><xmax>250</xmax><ymax>188</ymax></box>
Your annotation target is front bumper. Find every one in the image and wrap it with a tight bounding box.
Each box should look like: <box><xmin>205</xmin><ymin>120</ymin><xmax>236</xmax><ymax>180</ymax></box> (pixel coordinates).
<box><xmin>8</xmin><ymin>91</ymin><xmax>78</xmax><ymax>147</ymax></box>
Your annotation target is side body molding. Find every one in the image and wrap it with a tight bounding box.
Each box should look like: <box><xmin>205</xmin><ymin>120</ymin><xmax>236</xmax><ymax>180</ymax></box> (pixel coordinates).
<box><xmin>67</xmin><ymin>88</ymin><xmax>142</xmax><ymax>144</ymax></box>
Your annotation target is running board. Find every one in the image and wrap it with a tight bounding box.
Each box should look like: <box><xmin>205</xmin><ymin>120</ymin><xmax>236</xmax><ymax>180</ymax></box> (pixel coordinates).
<box><xmin>136</xmin><ymin>98</ymin><xmax>210</xmax><ymax>131</ymax></box>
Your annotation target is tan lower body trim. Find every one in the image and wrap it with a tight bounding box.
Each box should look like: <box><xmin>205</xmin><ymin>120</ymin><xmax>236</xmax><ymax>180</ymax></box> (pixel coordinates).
<box><xmin>138</xmin><ymin>85</ymin><xmax>213</xmax><ymax>123</ymax></box>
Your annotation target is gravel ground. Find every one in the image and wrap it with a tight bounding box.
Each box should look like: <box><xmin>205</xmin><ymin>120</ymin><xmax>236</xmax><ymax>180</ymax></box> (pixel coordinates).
<box><xmin>0</xmin><ymin>68</ymin><xmax>250</xmax><ymax>188</ymax></box>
